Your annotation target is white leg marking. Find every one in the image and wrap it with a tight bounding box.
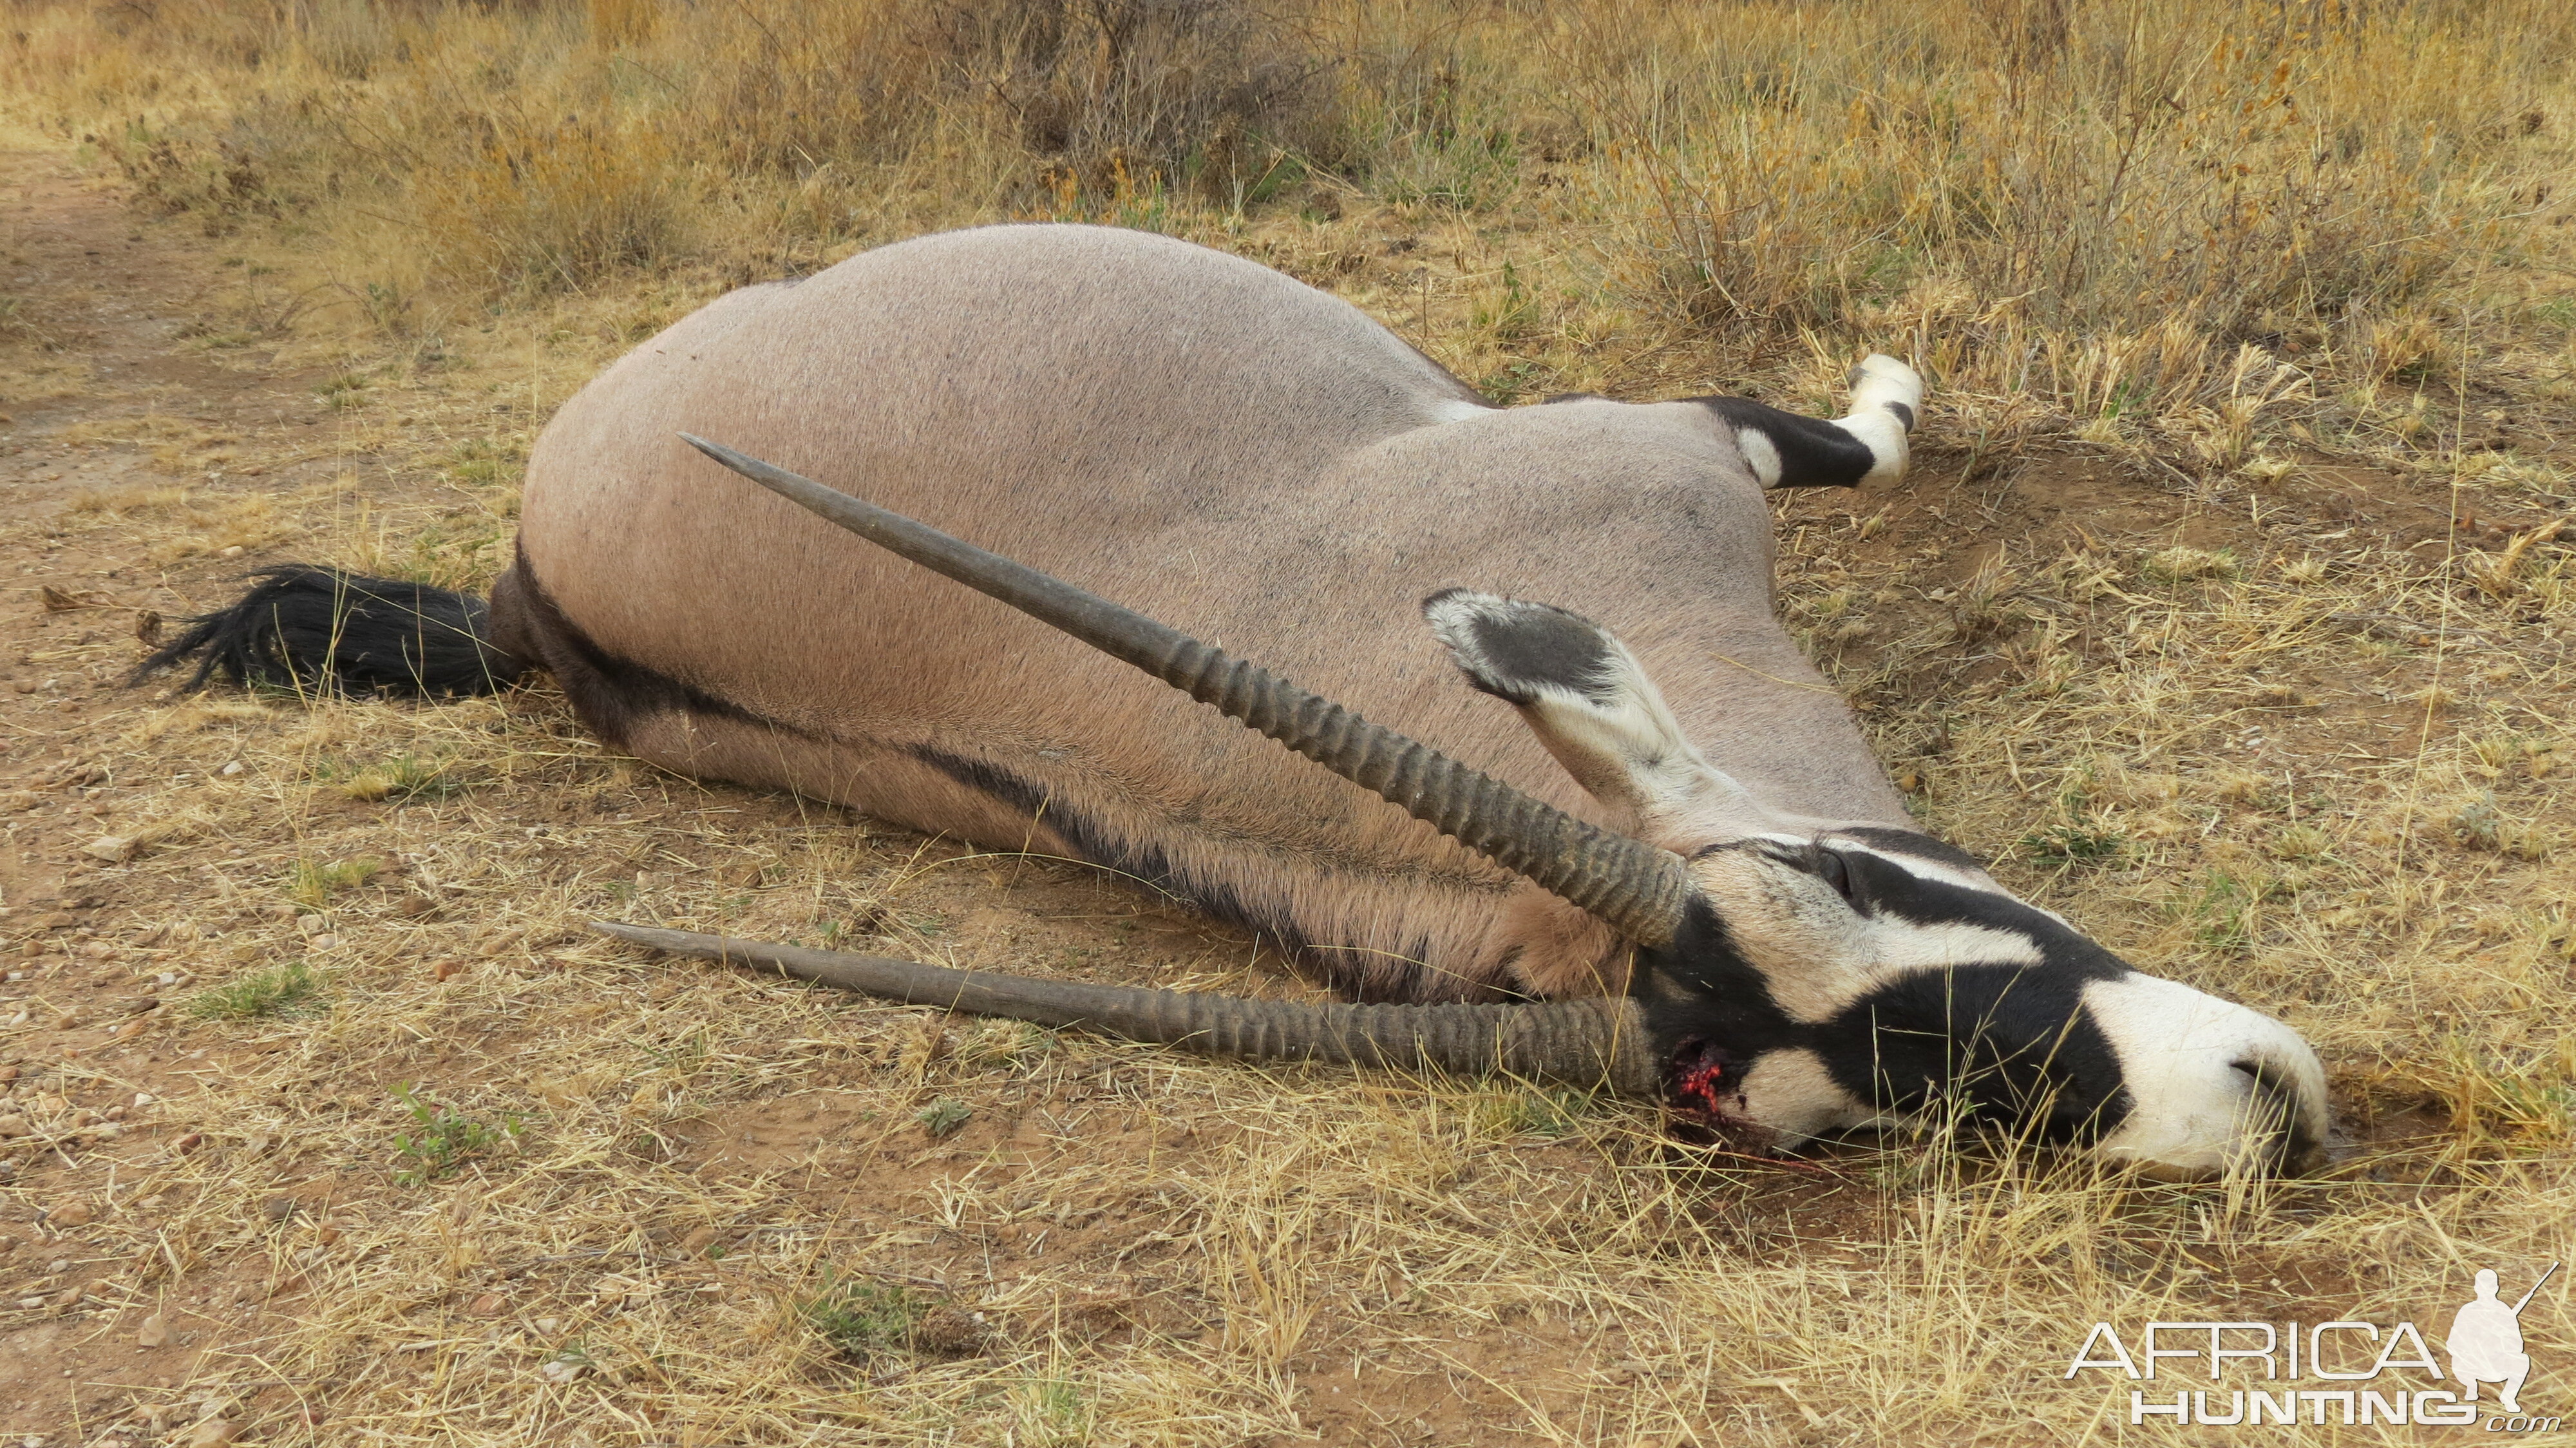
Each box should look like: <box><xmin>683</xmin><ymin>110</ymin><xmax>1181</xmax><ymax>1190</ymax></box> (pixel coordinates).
<box><xmin>1734</xmin><ymin>426</ymin><xmax>1785</xmax><ymax>488</ymax></box>
<box><xmin>1835</xmin><ymin>354</ymin><xmax>1924</xmax><ymax>486</ymax></box>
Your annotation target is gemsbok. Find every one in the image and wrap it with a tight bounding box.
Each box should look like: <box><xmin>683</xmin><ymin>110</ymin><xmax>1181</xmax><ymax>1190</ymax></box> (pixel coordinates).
<box><xmin>144</xmin><ymin>224</ymin><xmax>2327</xmax><ymax>1176</ymax></box>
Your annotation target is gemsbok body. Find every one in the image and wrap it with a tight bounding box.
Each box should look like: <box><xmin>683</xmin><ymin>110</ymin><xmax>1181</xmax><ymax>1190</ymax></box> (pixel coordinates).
<box><xmin>148</xmin><ymin>224</ymin><xmax>2327</xmax><ymax>1176</ymax></box>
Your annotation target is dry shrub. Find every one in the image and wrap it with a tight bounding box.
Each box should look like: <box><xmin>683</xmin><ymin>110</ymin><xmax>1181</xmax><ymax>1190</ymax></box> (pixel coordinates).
<box><xmin>1560</xmin><ymin>0</ymin><xmax>2565</xmax><ymax>413</ymax></box>
<box><xmin>10</xmin><ymin>0</ymin><xmax>1342</xmax><ymax>298</ymax></box>
<box><xmin>938</xmin><ymin>0</ymin><xmax>1331</xmax><ymax>192</ymax></box>
<box><xmin>8</xmin><ymin>0</ymin><xmax>2566</xmax><ymax>428</ymax></box>
<box><xmin>412</xmin><ymin>119</ymin><xmax>690</xmax><ymax>295</ymax></box>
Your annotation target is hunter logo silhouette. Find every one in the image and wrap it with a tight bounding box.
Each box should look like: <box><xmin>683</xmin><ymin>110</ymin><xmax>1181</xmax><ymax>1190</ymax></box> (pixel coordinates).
<box><xmin>2446</xmin><ymin>1262</ymin><xmax>2557</xmax><ymax>1415</ymax></box>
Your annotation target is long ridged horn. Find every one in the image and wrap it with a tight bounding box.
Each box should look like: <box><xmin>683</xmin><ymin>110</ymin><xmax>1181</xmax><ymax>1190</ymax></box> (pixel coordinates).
<box><xmin>592</xmin><ymin>922</ymin><xmax>1660</xmax><ymax>1093</ymax></box>
<box><xmin>678</xmin><ymin>433</ymin><xmax>1692</xmax><ymax>949</ymax></box>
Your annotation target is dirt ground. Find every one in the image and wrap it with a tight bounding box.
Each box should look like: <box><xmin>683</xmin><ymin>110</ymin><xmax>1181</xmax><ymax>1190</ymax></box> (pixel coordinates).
<box><xmin>2</xmin><ymin>145</ymin><xmax>2571</xmax><ymax>1446</ymax></box>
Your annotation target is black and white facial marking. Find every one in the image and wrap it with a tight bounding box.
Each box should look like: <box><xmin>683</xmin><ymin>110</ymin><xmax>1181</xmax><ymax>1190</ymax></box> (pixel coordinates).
<box><xmin>1694</xmin><ymin>353</ymin><xmax>1923</xmax><ymax>490</ymax></box>
<box><xmin>1421</xmin><ymin>587</ymin><xmax>2329</xmax><ymax>1176</ymax></box>
<box><xmin>1645</xmin><ymin>834</ymin><xmax>2325</xmax><ymax>1174</ymax></box>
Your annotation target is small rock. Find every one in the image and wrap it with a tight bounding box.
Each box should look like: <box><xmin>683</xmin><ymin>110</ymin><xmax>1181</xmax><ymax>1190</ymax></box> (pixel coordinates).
<box><xmin>0</xmin><ymin>1062</ymin><xmax>17</xmax><ymax>1081</ymax></box>
<box><xmin>46</xmin><ymin>1199</ymin><xmax>96</xmax><ymax>1228</ymax></box>
<box><xmin>433</xmin><ymin>958</ymin><xmax>466</xmax><ymax>982</ymax></box>
<box><xmin>187</xmin><ymin>1416</ymin><xmax>239</xmax><ymax>1447</ymax></box>
<box><xmin>137</xmin><ymin>1311</ymin><xmax>169</xmax><ymax>1347</ymax></box>
<box><xmin>46</xmin><ymin>1284</ymin><xmax>83</xmax><ymax>1310</ymax></box>
<box><xmin>133</xmin><ymin>1091</ymin><xmax>155</xmax><ymax>1108</ymax></box>
<box><xmin>679</xmin><ymin>1224</ymin><xmax>717</xmax><ymax>1255</ymax></box>
<box><xmin>0</xmin><ymin>1114</ymin><xmax>28</xmax><ymax>1138</ymax></box>
<box><xmin>534</xmin><ymin>1316</ymin><xmax>562</xmax><ymax>1335</ymax></box>
<box><xmin>260</xmin><ymin>1197</ymin><xmax>298</xmax><ymax>1224</ymax></box>
<box><xmin>81</xmin><ymin>835</ymin><xmax>135</xmax><ymax>862</ymax></box>
<box><xmin>911</xmin><ymin>1304</ymin><xmax>991</xmax><ymax>1355</ymax></box>
<box><xmin>307</xmin><ymin>933</ymin><xmax>339</xmax><ymax>951</ymax></box>
<box><xmin>171</xmin><ymin>1131</ymin><xmax>205</xmax><ymax>1154</ymax></box>
<box><xmin>295</xmin><ymin>913</ymin><xmax>325</xmax><ymax>936</ymax></box>
<box><xmin>536</xmin><ymin>1358</ymin><xmax>586</xmax><ymax>1384</ymax></box>
<box><xmin>469</xmin><ymin>1292</ymin><xmax>507</xmax><ymax>1316</ymax></box>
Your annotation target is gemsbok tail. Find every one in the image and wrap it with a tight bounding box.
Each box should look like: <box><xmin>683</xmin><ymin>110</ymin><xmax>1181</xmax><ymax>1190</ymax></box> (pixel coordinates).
<box><xmin>132</xmin><ymin>566</ymin><xmax>526</xmax><ymax>697</ymax></box>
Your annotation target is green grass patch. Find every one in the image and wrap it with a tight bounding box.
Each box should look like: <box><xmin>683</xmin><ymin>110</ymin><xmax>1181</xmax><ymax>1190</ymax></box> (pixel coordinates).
<box><xmin>287</xmin><ymin>853</ymin><xmax>385</xmax><ymax>910</ymax></box>
<box><xmin>799</xmin><ymin>1275</ymin><xmax>929</xmax><ymax>1359</ymax></box>
<box><xmin>391</xmin><ymin>1083</ymin><xmax>520</xmax><ymax>1185</ymax></box>
<box><xmin>2178</xmin><ymin>868</ymin><xmax>2293</xmax><ymax>955</ymax></box>
<box><xmin>187</xmin><ymin>960</ymin><xmax>321</xmax><ymax>1020</ymax></box>
<box><xmin>337</xmin><ymin>754</ymin><xmax>461</xmax><ymax>803</ymax></box>
<box><xmin>1471</xmin><ymin>1085</ymin><xmax>1595</xmax><ymax>1140</ymax></box>
<box><xmin>2017</xmin><ymin>823</ymin><xmax>2130</xmax><ymax>868</ymax></box>
<box><xmin>916</xmin><ymin>1099</ymin><xmax>973</xmax><ymax>1138</ymax></box>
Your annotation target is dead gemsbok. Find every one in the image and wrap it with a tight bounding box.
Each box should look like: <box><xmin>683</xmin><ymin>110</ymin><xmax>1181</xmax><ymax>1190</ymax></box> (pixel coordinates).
<box><xmin>143</xmin><ymin>224</ymin><xmax>2325</xmax><ymax>1176</ymax></box>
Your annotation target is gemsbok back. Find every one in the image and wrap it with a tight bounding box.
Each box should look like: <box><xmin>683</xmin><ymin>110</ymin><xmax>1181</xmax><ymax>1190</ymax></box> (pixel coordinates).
<box><xmin>144</xmin><ymin>224</ymin><xmax>2326</xmax><ymax>1177</ymax></box>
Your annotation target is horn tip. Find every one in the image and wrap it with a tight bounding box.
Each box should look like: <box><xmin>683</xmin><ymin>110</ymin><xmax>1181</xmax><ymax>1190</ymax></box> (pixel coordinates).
<box><xmin>591</xmin><ymin>919</ymin><xmax>681</xmax><ymax>948</ymax></box>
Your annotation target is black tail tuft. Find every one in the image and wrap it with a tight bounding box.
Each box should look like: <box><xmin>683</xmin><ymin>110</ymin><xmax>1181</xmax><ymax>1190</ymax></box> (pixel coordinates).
<box><xmin>132</xmin><ymin>566</ymin><xmax>527</xmax><ymax>697</ymax></box>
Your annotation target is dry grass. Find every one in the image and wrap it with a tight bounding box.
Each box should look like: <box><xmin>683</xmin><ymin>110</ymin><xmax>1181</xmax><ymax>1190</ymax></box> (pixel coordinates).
<box><xmin>7</xmin><ymin>0</ymin><xmax>2573</xmax><ymax>428</ymax></box>
<box><xmin>3</xmin><ymin>1</ymin><xmax>2576</xmax><ymax>1443</ymax></box>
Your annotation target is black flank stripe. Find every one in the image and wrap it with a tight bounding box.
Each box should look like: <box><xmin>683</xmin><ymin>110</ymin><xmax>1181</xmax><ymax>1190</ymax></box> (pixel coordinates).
<box><xmin>904</xmin><ymin>746</ymin><xmax>1456</xmax><ymax>1004</ymax></box>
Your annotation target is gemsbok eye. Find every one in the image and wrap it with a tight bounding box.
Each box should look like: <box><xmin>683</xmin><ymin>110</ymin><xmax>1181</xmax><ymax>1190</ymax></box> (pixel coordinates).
<box><xmin>1813</xmin><ymin>847</ymin><xmax>1855</xmax><ymax>901</ymax></box>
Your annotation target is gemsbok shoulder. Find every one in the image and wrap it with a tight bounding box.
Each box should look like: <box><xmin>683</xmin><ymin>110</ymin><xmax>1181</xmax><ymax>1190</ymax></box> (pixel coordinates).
<box><xmin>143</xmin><ymin>223</ymin><xmax>2327</xmax><ymax>1177</ymax></box>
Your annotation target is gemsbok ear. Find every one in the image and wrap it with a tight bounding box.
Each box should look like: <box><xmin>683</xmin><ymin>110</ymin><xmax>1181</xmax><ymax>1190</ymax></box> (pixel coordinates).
<box><xmin>1423</xmin><ymin>589</ymin><xmax>1756</xmax><ymax>846</ymax></box>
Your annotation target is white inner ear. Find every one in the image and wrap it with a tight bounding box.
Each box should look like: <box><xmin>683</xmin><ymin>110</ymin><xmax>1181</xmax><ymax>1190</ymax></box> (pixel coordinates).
<box><xmin>1424</xmin><ymin>591</ymin><xmax>1769</xmax><ymax>845</ymax></box>
<box><xmin>1510</xmin><ymin>630</ymin><xmax>1761</xmax><ymax>846</ymax></box>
